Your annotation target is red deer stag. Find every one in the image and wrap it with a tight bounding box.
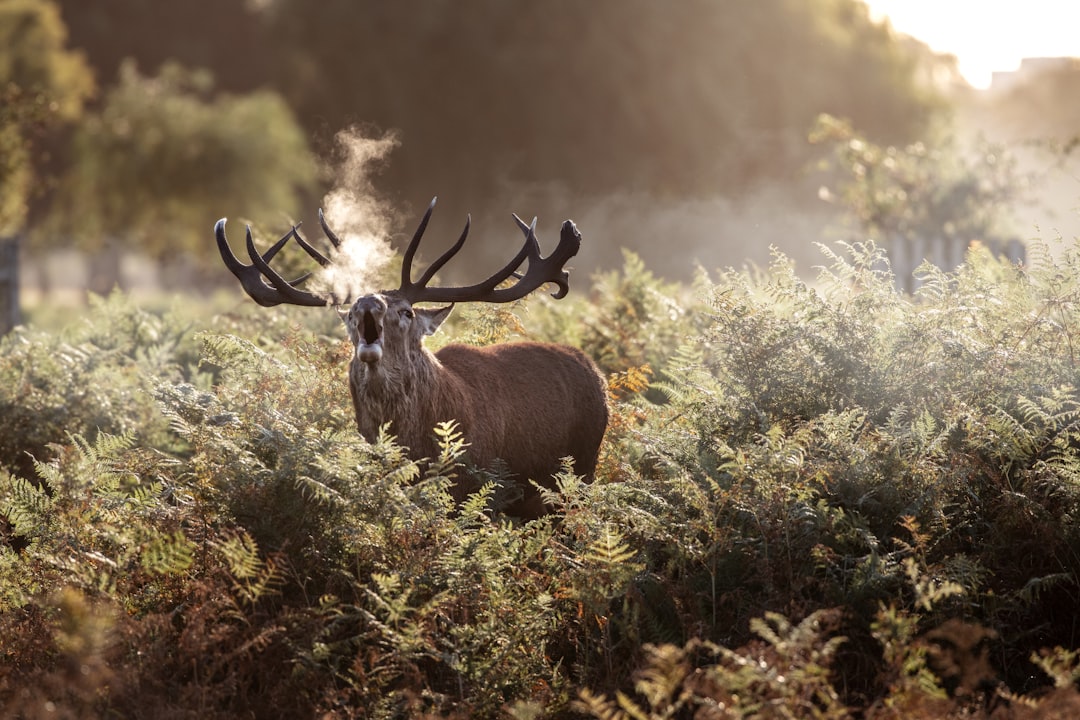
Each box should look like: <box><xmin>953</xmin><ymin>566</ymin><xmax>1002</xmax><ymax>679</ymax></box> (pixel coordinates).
<box><xmin>215</xmin><ymin>198</ymin><xmax>608</xmax><ymax>518</ymax></box>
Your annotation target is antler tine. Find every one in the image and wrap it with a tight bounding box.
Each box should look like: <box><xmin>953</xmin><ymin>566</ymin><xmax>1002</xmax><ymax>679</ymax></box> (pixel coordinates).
<box><xmin>291</xmin><ymin>219</ymin><xmax>333</xmax><ymax>268</ymax></box>
<box><xmin>400</xmin><ymin>197</ymin><xmax>439</xmax><ymax>290</ymax></box>
<box><xmin>469</xmin><ymin>214</ymin><xmax>538</xmax><ymax>290</ymax></box>
<box><xmin>245</xmin><ymin>227</ymin><xmax>340</xmax><ymax>306</ymax></box>
<box><xmin>546</xmin><ymin>220</ymin><xmax>582</xmax><ymax>300</ymax></box>
<box><xmin>397</xmin><ymin>204</ymin><xmax>582</xmax><ymax>305</ymax></box>
<box><xmin>507</xmin><ymin>214</ymin><xmax>577</xmax><ymax>300</ymax></box>
<box><xmin>512</xmin><ymin>214</ymin><xmax>537</xmax><ymax>236</ymax></box>
<box><xmin>414</xmin><ymin>215</ymin><xmax>471</xmax><ymax>288</ymax></box>
<box><xmin>317</xmin><ymin>208</ymin><xmax>342</xmax><ymax>249</ymax></box>
<box><xmin>215</xmin><ymin>218</ymin><xmax>337</xmax><ymax>307</ymax></box>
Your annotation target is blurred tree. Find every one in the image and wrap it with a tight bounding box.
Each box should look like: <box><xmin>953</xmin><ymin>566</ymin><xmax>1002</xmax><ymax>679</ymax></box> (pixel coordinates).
<box><xmin>963</xmin><ymin>59</ymin><xmax>1080</xmax><ymax>145</ymax></box>
<box><xmin>0</xmin><ymin>0</ymin><xmax>93</xmax><ymax>331</ymax></box>
<box><xmin>52</xmin><ymin>0</ymin><xmax>268</xmax><ymax>93</ymax></box>
<box><xmin>46</xmin><ymin>61</ymin><xmax>317</xmax><ymax>295</ymax></box>
<box><xmin>29</xmin><ymin>0</ymin><xmax>955</xmax><ymax>284</ymax></box>
<box><xmin>954</xmin><ymin>60</ymin><xmax>1080</xmax><ymax>253</ymax></box>
<box><xmin>0</xmin><ymin>0</ymin><xmax>93</xmax><ymax>234</ymax></box>
<box><xmin>812</xmin><ymin>114</ymin><xmax>1030</xmax><ymax>291</ymax></box>
<box><xmin>256</xmin><ymin>0</ymin><xmax>948</xmax><ymax>262</ymax></box>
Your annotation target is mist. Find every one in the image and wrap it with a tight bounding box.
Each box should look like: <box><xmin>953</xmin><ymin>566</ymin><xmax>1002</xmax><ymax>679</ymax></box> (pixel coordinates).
<box><xmin>305</xmin><ymin>128</ymin><xmax>401</xmax><ymax>301</ymax></box>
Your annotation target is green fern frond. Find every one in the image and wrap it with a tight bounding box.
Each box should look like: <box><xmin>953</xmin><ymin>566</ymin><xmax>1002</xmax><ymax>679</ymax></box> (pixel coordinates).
<box><xmin>631</xmin><ymin>642</ymin><xmax>692</xmax><ymax>712</ymax></box>
<box><xmin>426</xmin><ymin>420</ymin><xmax>468</xmax><ymax>479</ymax></box>
<box><xmin>649</xmin><ymin>380</ymin><xmax>687</xmax><ymax>405</ymax></box>
<box><xmin>71</xmin><ymin>430</ymin><xmax>135</xmax><ymax>466</ymax></box>
<box><xmin>295</xmin><ymin>474</ymin><xmax>342</xmax><ymax>505</ymax></box>
<box><xmin>213</xmin><ymin>531</ymin><xmax>282</xmax><ymax>604</ymax></box>
<box><xmin>1</xmin><ymin>474</ymin><xmax>53</xmax><ymax>538</ymax></box>
<box><xmin>141</xmin><ymin>530</ymin><xmax>195</xmax><ymax>575</ymax></box>
<box><xmin>573</xmin><ymin>687</ymin><xmax>634</xmax><ymax>720</ymax></box>
<box><xmin>1018</xmin><ymin>572</ymin><xmax>1076</xmax><ymax>607</ymax></box>
<box><xmin>905</xmin><ymin>557</ymin><xmax>965</xmax><ymax>611</ymax></box>
<box><xmin>455</xmin><ymin>481</ymin><xmax>496</xmax><ymax>529</ymax></box>
<box><xmin>196</xmin><ymin>331</ymin><xmax>283</xmax><ymax>371</ymax></box>
<box><xmin>583</xmin><ymin>526</ymin><xmax>640</xmax><ymax>577</ymax></box>
<box><xmin>213</xmin><ymin>531</ymin><xmax>263</xmax><ymax>580</ymax></box>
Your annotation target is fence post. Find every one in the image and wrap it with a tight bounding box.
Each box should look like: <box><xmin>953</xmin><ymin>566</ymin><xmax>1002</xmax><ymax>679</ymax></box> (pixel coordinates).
<box><xmin>0</xmin><ymin>235</ymin><xmax>21</xmax><ymax>336</ymax></box>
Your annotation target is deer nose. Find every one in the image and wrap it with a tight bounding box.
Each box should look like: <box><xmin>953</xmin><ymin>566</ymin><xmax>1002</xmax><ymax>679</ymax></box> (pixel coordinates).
<box><xmin>353</xmin><ymin>295</ymin><xmax>386</xmax><ymax>316</ymax></box>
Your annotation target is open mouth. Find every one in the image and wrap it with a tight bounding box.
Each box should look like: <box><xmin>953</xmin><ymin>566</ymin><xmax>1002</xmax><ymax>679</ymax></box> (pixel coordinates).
<box><xmin>362</xmin><ymin>311</ymin><xmax>379</xmax><ymax>345</ymax></box>
<box><xmin>356</xmin><ymin>310</ymin><xmax>383</xmax><ymax>363</ymax></box>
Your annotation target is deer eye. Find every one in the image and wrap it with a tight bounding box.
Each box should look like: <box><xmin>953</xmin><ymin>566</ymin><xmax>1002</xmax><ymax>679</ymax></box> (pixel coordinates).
<box><xmin>400</xmin><ymin>308</ymin><xmax>414</xmax><ymax>320</ymax></box>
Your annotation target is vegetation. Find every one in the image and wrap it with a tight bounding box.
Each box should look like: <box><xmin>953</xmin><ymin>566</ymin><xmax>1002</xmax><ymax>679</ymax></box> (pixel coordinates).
<box><xmin>812</xmin><ymin>114</ymin><xmax>1031</xmax><ymax>252</ymax></box>
<box><xmin>0</xmin><ymin>0</ymin><xmax>92</xmax><ymax>235</ymax></box>
<box><xmin>4</xmin><ymin>236</ymin><xmax>1080</xmax><ymax>717</ymax></box>
<box><xmin>5</xmin><ymin>3</ymin><xmax>1080</xmax><ymax>718</ymax></box>
<box><xmin>46</xmin><ymin>60</ymin><xmax>317</xmax><ymax>294</ymax></box>
<box><xmin>40</xmin><ymin>0</ymin><xmax>952</xmax><ymax>279</ymax></box>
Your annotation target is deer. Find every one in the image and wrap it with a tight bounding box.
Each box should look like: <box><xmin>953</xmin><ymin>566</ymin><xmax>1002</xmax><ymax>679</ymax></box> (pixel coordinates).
<box><xmin>214</xmin><ymin>198</ymin><xmax>609</xmax><ymax>518</ymax></box>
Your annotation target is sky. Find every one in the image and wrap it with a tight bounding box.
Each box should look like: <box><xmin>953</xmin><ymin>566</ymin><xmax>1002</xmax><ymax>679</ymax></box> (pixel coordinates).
<box><xmin>864</xmin><ymin>0</ymin><xmax>1080</xmax><ymax>88</ymax></box>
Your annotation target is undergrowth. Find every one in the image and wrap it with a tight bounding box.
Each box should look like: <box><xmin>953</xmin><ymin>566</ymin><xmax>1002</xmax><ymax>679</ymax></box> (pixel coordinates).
<box><xmin>4</xmin><ymin>243</ymin><xmax>1080</xmax><ymax>717</ymax></box>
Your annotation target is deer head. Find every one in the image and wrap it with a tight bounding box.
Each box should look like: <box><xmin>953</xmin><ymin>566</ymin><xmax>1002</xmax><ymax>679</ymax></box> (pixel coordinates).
<box><xmin>339</xmin><ymin>291</ymin><xmax>452</xmax><ymax>366</ymax></box>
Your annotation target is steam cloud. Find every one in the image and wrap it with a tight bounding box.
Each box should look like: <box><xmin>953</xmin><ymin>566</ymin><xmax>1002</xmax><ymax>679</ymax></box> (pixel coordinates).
<box><xmin>306</xmin><ymin>127</ymin><xmax>401</xmax><ymax>301</ymax></box>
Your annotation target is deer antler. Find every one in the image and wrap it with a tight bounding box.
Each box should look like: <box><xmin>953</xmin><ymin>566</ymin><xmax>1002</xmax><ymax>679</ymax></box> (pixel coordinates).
<box><xmin>398</xmin><ymin>197</ymin><xmax>581</xmax><ymax>304</ymax></box>
<box><xmin>216</xmin><ymin>197</ymin><xmax>581</xmax><ymax>307</ymax></box>
<box><xmin>214</xmin><ymin>216</ymin><xmax>344</xmax><ymax>307</ymax></box>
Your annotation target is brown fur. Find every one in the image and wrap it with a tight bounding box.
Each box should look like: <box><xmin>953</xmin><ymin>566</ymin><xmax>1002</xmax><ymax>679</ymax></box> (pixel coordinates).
<box><xmin>342</xmin><ymin>291</ymin><xmax>608</xmax><ymax>518</ymax></box>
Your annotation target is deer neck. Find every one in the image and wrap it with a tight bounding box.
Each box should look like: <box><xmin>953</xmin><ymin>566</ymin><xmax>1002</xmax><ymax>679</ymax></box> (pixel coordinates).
<box><xmin>348</xmin><ymin>345</ymin><xmax>444</xmax><ymax>446</ymax></box>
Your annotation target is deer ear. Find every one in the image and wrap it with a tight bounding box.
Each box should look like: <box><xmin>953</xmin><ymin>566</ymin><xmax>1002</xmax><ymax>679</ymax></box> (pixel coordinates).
<box><xmin>337</xmin><ymin>307</ymin><xmax>360</xmax><ymax>345</ymax></box>
<box><xmin>417</xmin><ymin>304</ymin><xmax>454</xmax><ymax>336</ymax></box>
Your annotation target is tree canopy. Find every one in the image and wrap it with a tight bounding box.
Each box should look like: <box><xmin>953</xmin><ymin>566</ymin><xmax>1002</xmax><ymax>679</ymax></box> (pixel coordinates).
<box><xmin>47</xmin><ymin>61</ymin><xmax>317</xmax><ymax>292</ymax></box>
<box><xmin>40</xmin><ymin>0</ymin><xmax>952</xmax><ymax>280</ymax></box>
<box><xmin>0</xmin><ymin>0</ymin><xmax>92</xmax><ymax>235</ymax></box>
<box><xmin>259</xmin><ymin>0</ymin><xmax>946</xmax><ymax>218</ymax></box>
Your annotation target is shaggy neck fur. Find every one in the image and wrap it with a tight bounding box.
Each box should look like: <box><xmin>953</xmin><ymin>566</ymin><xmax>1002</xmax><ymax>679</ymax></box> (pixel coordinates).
<box><xmin>349</xmin><ymin>343</ymin><xmax>452</xmax><ymax>455</ymax></box>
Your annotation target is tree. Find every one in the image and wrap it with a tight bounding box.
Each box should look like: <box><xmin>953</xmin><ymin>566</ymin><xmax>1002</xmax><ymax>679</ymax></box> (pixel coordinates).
<box><xmin>0</xmin><ymin>0</ymin><xmax>93</xmax><ymax>331</ymax></box>
<box><xmin>962</xmin><ymin>58</ymin><xmax>1080</xmax><ymax>145</ymax></box>
<box><xmin>0</xmin><ymin>0</ymin><xmax>93</xmax><ymax>234</ymax></box>
<box><xmin>812</xmin><ymin>114</ymin><xmax>1030</xmax><ymax>291</ymax></box>
<box><xmin>33</xmin><ymin>1</ymin><xmax>955</xmax><ymax>282</ymax></box>
<box><xmin>52</xmin><ymin>0</ymin><xmax>269</xmax><ymax>94</ymax></box>
<box><xmin>45</xmin><ymin>61</ymin><xmax>318</xmax><ymax>295</ymax></box>
<box><xmin>254</xmin><ymin>0</ymin><xmax>949</xmax><ymax>274</ymax></box>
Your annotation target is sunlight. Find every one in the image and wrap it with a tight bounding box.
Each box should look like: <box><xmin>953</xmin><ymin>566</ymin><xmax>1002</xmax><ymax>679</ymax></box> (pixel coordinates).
<box><xmin>865</xmin><ymin>0</ymin><xmax>1080</xmax><ymax>88</ymax></box>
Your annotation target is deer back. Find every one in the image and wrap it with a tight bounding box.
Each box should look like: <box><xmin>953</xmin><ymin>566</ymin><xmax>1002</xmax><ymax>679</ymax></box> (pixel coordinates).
<box><xmin>432</xmin><ymin>341</ymin><xmax>609</xmax><ymax>482</ymax></box>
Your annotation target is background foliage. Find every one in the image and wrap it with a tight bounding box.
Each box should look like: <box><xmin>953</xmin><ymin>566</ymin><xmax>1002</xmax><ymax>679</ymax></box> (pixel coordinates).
<box><xmin>10</xmin><ymin>0</ymin><xmax>959</xmax><ymax>281</ymax></box>
<box><xmin>0</xmin><ymin>0</ymin><xmax>91</xmax><ymax>235</ymax></box>
<box><xmin>48</xmin><ymin>60</ymin><xmax>317</xmax><ymax>294</ymax></box>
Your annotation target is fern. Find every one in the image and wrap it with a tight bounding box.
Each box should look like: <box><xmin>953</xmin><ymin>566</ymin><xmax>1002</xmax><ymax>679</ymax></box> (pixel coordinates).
<box><xmin>1</xmin><ymin>473</ymin><xmax>53</xmax><ymax>538</ymax></box>
<box><xmin>1032</xmin><ymin>646</ymin><xmax>1080</xmax><ymax>689</ymax></box>
<box><xmin>579</xmin><ymin>611</ymin><xmax>848</xmax><ymax>720</ymax></box>
<box><xmin>140</xmin><ymin>529</ymin><xmax>195</xmax><ymax>575</ymax></box>
<box><xmin>212</xmin><ymin>530</ymin><xmax>282</xmax><ymax>605</ymax></box>
<box><xmin>608</xmin><ymin>363</ymin><xmax>653</xmax><ymax>399</ymax></box>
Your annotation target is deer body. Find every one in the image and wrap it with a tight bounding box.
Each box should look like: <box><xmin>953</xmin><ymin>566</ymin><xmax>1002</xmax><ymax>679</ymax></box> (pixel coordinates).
<box><xmin>343</xmin><ymin>291</ymin><xmax>607</xmax><ymax>518</ymax></box>
<box><xmin>216</xmin><ymin>197</ymin><xmax>607</xmax><ymax>518</ymax></box>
